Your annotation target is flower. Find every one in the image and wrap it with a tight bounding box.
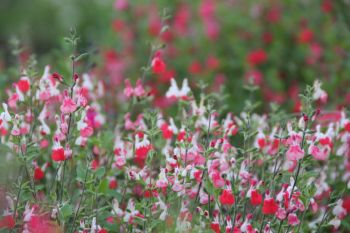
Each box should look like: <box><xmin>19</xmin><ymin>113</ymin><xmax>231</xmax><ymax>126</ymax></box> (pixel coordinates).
<box><xmin>262</xmin><ymin>194</ymin><xmax>278</xmax><ymax>215</ymax></box>
<box><xmin>51</xmin><ymin>148</ymin><xmax>65</xmax><ymax>161</ymax></box>
<box><xmin>0</xmin><ymin>103</ymin><xmax>12</xmax><ymax>122</ymax></box>
<box><xmin>51</xmin><ymin>139</ymin><xmax>65</xmax><ymax>162</ymax></box>
<box><xmin>250</xmin><ymin>189</ymin><xmax>262</xmax><ymax>206</ymax></box>
<box><xmin>34</xmin><ymin>167</ymin><xmax>45</xmax><ymax>180</ymax></box>
<box><xmin>108</xmin><ymin>177</ymin><xmax>118</xmax><ymax>189</ymax></box>
<box><xmin>60</xmin><ymin>92</ymin><xmax>77</xmax><ymax>114</ymax></box>
<box><xmin>0</xmin><ymin>215</ymin><xmax>15</xmax><ymax>229</ymax></box>
<box><xmin>165</xmin><ymin>78</ymin><xmax>191</xmax><ymax>100</ymax></box>
<box><xmin>135</xmin><ymin>133</ymin><xmax>152</xmax><ymax>167</ymax></box>
<box><xmin>17</xmin><ymin>77</ymin><xmax>30</xmax><ymax>93</ymax></box>
<box><xmin>123</xmin><ymin>79</ymin><xmax>145</xmax><ymax>98</ymax></box>
<box><xmin>247</xmin><ymin>49</ymin><xmax>267</xmax><ymax>66</ymax></box>
<box><xmin>308</xmin><ymin>144</ymin><xmax>330</xmax><ymax>161</ymax></box>
<box><xmin>288</xmin><ymin>213</ymin><xmax>300</xmax><ymax>226</ymax></box>
<box><xmin>219</xmin><ymin>189</ymin><xmax>235</xmax><ymax>206</ymax></box>
<box><xmin>151</xmin><ymin>52</ymin><xmax>166</xmax><ymax>74</ymax></box>
<box><xmin>286</xmin><ymin>144</ymin><xmax>304</xmax><ymax>161</ymax></box>
<box><xmin>298</xmin><ymin>28</ymin><xmax>314</xmax><ymax>44</ymax></box>
<box><xmin>313</xmin><ymin>80</ymin><xmax>328</xmax><ymax>103</ymax></box>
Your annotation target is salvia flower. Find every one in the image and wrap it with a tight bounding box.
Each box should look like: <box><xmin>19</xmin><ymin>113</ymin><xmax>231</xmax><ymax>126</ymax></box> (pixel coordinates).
<box><xmin>262</xmin><ymin>192</ymin><xmax>278</xmax><ymax>215</ymax></box>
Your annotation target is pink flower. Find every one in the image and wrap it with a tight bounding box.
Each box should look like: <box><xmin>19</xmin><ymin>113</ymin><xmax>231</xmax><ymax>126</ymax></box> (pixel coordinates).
<box><xmin>124</xmin><ymin>79</ymin><xmax>134</xmax><ymax>98</ymax></box>
<box><xmin>276</xmin><ymin>208</ymin><xmax>287</xmax><ymax>220</ymax></box>
<box><xmin>286</xmin><ymin>144</ymin><xmax>304</xmax><ymax>161</ymax></box>
<box><xmin>211</xmin><ymin>171</ymin><xmax>225</xmax><ymax>188</ymax></box>
<box><xmin>60</xmin><ymin>93</ymin><xmax>77</xmax><ymax>114</ymax></box>
<box><xmin>114</xmin><ymin>0</ymin><xmax>128</xmax><ymax>11</ymax></box>
<box><xmin>123</xmin><ymin>79</ymin><xmax>145</xmax><ymax>98</ymax></box>
<box><xmin>134</xmin><ymin>79</ymin><xmax>145</xmax><ymax>97</ymax></box>
<box><xmin>288</xmin><ymin>213</ymin><xmax>300</xmax><ymax>226</ymax></box>
<box><xmin>308</xmin><ymin>144</ymin><xmax>330</xmax><ymax>161</ymax></box>
<box><xmin>156</xmin><ymin>169</ymin><xmax>168</xmax><ymax>188</ymax></box>
<box><xmin>114</xmin><ymin>155</ymin><xmax>126</xmax><ymax>168</ymax></box>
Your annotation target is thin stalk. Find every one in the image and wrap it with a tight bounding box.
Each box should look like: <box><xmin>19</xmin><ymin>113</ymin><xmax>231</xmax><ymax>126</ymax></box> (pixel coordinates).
<box><xmin>70</xmin><ymin>164</ymin><xmax>89</xmax><ymax>233</ymax></box>
<box><xmin>10</xmin><ymin>169</ymin><xmax>25</xmax><ymax>233</ymax></box>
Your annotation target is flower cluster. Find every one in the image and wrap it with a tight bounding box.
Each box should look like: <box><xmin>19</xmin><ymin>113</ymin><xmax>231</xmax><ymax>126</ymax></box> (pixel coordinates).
<box><xmin>1</xmin><ymin>56</ymin><xmax>349</xmax><ymax>233</ymax></box>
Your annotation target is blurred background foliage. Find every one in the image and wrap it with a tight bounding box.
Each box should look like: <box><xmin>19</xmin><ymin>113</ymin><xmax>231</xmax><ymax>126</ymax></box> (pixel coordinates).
<box><xmin>0</xmin><ymin>0</ymin><xmax>350</xmax><ymax>113</ymax></box>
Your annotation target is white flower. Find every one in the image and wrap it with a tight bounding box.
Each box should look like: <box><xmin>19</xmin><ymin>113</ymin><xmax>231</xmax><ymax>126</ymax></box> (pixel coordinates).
<box><xmin>313</xmin><ymin>80</ymin><xmax>327</xmax><ymax>102</ymax></box>
<box><xmin>166</xmin><ymin>78</ymin><xmax>191</xmax><ymax>99</ymax></box>
<box><xmin>0</xmin><ymin>103</ymin><xmax>12</xmax><ymax>122</ymax></box>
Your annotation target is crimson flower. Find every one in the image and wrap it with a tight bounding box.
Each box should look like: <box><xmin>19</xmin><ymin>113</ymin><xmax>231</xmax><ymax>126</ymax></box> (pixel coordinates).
<box><xmin>219</xmin><ymin>189</ymin><xmax>235</xmax><ymax>206</ymax></box>
<box><xmin>262</xmin><ymin>197</ymin><xmax>279</xmax><ymax>215</ymax></box>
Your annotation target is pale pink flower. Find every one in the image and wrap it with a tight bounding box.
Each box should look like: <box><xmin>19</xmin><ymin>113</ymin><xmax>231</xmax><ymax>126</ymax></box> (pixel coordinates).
<box><xmin>286</xmin><ymin>144</ymin><xmax>304</xmax><ymax>161</ymax></box>
<box><xmin>308</xmin><ymin>144</ymin><xmax>330</xmax><ymax>161</ymax></box>
<box><xmin>60</xmin><ymin>93</ymin><xmax>77</xmax><ymax>114</ymax></box>
<box><xmin>124</xmin><ymin>80</ymin><xmax>134</xmax><ymax>98</ymax></box>
<box><xmin>156</xmin><ymin>169</ymin><xmax>168</xmax><ymax>188</ymax></box>
<box><xmin>134</xmin><ymin>79</ymin><xmax>145</xmax><ymax>97</ymax></box>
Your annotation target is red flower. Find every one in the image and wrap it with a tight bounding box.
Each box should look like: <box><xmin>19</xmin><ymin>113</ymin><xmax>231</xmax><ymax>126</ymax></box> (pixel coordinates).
<box><xmin>34</xmin><ymin>167</ymin><xmax>45</xmax><ymax>180</ymax></box>
<box><xmin>51</xmin><ymin>72</ymin><xmax>63</xmax><ymax>82</ymax></box>
<box><xmin>188</xmin><ymin>60</ymin><xmax>202</xmax><ymax>74</ymax></box>
<box><xmin>250</xmin><ymin>190</ymin><xmax>262</xmax><ymax>206</ymax></box>
<box><xmin>342</xmin><ymin>196</ymin><xmax>350</xmax><ymax>213</ymax></box>
<box><xmin>247</xmin><ymin>49</ymin><xmax>267</xmax><ymax>66</ymax></box>
<box><xmin>211</xmin><ymin>222</ymin><xmax>220</xmax><ymax>233</ymax></box>
<box><xmin>91</xmin><ymin>159</ymin><xmax>99</xmax><ymax>170</ymax></box>
<box><xmin>151</xmin><ymin>55</ymin><xmax>166</xmax><ymax>74</ymax></box>
<box><xmin>17</xmin><ymin>79</ymin><xmax>30</xmax><ymax>93</ymax></box>
<box><xmin>135</xmin><ymin>145</ymin><xmax>152</xmax><ymax>159</ymax></box>
<box><xmin>344</xmin><ymin>122</ymin><xmax>350</xmax><ymax>132</ymax></box>
<box><xmin>51</xmin><ymin>148</ymin><xmax>65</xmax><ymax>162</ymax></box>
<box><xmin>266</xmin><ymin>7</ymin><xmax>281</xmax><ymax>23</ymax></box>
<box><xmin>160</xmin><ymin>123</ymin><xmax>173</xmax><ymax>139</ymax></box>
<box><xmin>219</xmin><ymin>189</ymin><xmax>235</xmax><ymax>206</ymax></box>
<box><xmin>0</xmin><ymin>215</ymin><xmax>15</xmax><ymax>229</ymax></box>
<box><xmin>298</xmin><ymin>28</ymin><xmax>314</xmax><ymax>44</ymax></box>
<box><xmin>206</xmin><ymin>55</ymin><xmax>220</xmax><ymax>70</ymax></box>
<box><xmin>109</xmin><ymin>179</ymin><xmax>118</xmax><ymax>189</ymax></box>
<box><xmin>262</xmin><ymin>197</ymin><xmax>279</xmax><ymax>215</ymax></box>
<box><xmin>322</xmin><ymin>0</ymin><xmax>333</xmax><ymax>13</ymax></box>
<box><xmin>27</xmin><ymin>214</ymin><xmax>61</xmax><ymax>233</ymax></box>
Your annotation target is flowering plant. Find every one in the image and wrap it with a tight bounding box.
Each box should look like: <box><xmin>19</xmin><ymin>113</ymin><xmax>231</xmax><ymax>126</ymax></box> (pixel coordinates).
<box><xmin>0</xmin><ymin>2</ymin><xmax>350</xmax><ymax>233</ymax></box>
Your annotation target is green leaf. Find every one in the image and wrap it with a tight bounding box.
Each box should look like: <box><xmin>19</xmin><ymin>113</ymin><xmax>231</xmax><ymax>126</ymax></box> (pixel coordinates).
<box><xmin>60</xmin><ymin>203</ymin><xmax>73</xmax><ymax>219</ymax></box>
<box><xmin>76</xmin><ymin>163</ymin><xmax>86</xmax><ymax>182</ymax></box>
<box><xmin>98</xmin><ymin>179</ymin><xmax>108</xmax><ymax>194</ymax></box>
<box><xmin>95</xmin><ymin>167</ymin><xmax>106</xmax><ymax>179</ymax></box>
